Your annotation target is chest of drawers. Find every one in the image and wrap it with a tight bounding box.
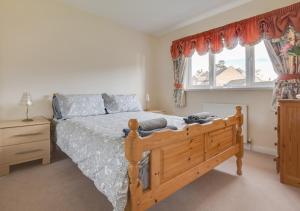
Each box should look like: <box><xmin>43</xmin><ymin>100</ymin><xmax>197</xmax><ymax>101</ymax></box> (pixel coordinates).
<box><xmin>276</xmin><ymin>100</ymin><xmax>300</xmax><ymax>187</ymax></box>
<box><xmin>0</xmin><ymin>117</ymin><xmax>50</xmax><ymax>176</ymax></box>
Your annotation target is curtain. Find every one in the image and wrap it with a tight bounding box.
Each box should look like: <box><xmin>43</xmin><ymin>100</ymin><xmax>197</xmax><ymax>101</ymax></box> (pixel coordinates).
<box><xmin>264</xmin><ymin>29</ymin><xmax>300</xmax><ymax>108</ymax></box>
<box><xmin>171</xmin><ymin>2</ymin><xmax>300</xmax><ymax>60</ymax></box>
<box><xmin>173</xmin><ymin>55</ymin><xmax>188</xmax><ymax>107</ymax></box>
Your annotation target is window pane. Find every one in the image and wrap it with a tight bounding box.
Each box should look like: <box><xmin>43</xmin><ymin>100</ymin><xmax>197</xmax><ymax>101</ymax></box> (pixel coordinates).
<box><xmin>254</xmin><ymin>41</ymin><xmax>277</xmax><ymax>83</ymax></box>
<box><xmin>191</xmin><ymin>52</ymin><xmax>209</xmax><ymax>86</ymax></box>
<box><xmin>215</xmin><ymin>45</ymin><xmax>246</xmax><ymax>87</ymax></box>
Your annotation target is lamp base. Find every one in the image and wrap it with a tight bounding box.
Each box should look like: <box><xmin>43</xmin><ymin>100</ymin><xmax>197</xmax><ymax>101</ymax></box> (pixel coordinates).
<box><xmin>22</xmin><ymin>118</ymin><xmax>33</xmax><ymax>122</ymax></box>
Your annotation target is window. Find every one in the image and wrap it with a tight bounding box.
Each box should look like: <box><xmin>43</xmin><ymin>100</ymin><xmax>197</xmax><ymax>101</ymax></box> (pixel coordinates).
<box><xmin>254</xmin><ymin>41</ymin><xmax>277</xmax><ymax>84</ymax></box>
<box><xmin>191</xmin><ymin>53</ymin><xmax>209</xmax><ymax>86</ymax></box>
<box><xmin>215</xmin><ymin>45</ymin><xmax>246</xmax><ymax>87</ymax></box>
<box><xmin>188</xmin><ymin>41</ymin><xmax>276</xmax><ymax>89</ymax></box>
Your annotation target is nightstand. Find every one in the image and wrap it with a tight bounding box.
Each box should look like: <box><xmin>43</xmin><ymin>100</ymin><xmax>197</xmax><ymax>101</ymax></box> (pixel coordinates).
<box><xmin>0</xmin><ymin>117</ymin><xmax>50</xmax><ymax>176</ymax></box>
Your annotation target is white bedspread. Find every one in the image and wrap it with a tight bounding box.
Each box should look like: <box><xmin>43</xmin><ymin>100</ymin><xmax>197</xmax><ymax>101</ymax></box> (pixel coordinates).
<box><xmin>55</xmin><ymin>111</ymin><xmax>185</xmax><ymax>211</ymax></box>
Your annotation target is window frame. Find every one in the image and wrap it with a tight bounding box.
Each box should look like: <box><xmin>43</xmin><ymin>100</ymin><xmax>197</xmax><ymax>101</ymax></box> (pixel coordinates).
<box><xmin>187</xmin><ymin>44</ymin><xmax>276</xmax><ymax>90</ymax></box>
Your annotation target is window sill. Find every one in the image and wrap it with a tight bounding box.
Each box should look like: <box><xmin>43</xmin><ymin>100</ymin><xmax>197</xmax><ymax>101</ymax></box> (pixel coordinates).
<box><xmin>185</xmin><ymin>87</ymin><xmax>273</xmax><ymax>91</ymax></box>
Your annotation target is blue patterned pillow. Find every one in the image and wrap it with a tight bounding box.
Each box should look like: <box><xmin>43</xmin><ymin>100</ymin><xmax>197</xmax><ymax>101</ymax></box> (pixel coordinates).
<box><xmin>102</xmin><ymin>93</ymin><xmax>143</xmax><ymax>113</ymax></box>
<box><xmin>53</xmin><ymin>94</ymin><xmax>106</xmax><ymax>119</ymax></box>
<box><xmin>52</xmin><ymin>94</ymin><xmax>63</xmax><ymax>119</ymax></box>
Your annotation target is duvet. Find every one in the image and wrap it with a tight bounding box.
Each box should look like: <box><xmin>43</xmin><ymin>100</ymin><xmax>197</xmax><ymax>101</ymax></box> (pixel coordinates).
<box><xmin>55</xmin><ymin>111</ymin><xmax>185</xmax><ymax>211</ymax></box>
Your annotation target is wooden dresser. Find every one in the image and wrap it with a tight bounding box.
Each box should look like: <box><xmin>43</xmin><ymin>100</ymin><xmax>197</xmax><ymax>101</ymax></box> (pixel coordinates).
<box><xmin>276</xmin><ymin>100</ymin><xmax>300</xmax><ymax>187</ymax></box>
<box><xmin>0</xmin><ymin>117</ymin><xmax>50</xmax><ymax>176</ymax></box>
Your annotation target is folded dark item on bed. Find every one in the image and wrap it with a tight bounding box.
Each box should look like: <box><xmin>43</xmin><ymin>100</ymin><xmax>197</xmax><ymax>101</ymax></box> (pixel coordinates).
<box><xmin>183</xmin><ymin>118</ymin><xmax>211</xmax><ymax>124</ymax></box>
<box><xmin>139</xmin><ymin>118</ymin><xmax>167</xmax><ymax>131</ymax></box>
<box><xmin>123</xmin><ymin>125</ymin><xmax>178</xmax><ymax>137</ymax></box>
<box><xmin>184</xmin><ymin>112</ymin><xmax>217</xmax><ymax>124</ymax></box>
<box><xmin>188</xmin><ymin>112</ymin><xmax>215</xmax><ymax>120</ymax></box>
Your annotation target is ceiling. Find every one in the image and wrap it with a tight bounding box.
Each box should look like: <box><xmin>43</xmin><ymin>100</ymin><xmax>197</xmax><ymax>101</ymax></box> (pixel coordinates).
<box><xmin>63</xmin><ymin>0</ymin><xmax>251</xmax><ymax>36</ymax></box>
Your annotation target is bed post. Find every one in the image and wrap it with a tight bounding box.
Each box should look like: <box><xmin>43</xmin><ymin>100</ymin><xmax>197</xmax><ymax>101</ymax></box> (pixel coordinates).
<box><xmin>235</xmin><ymin>106</ymin><xmax>244</xmax><ymax>176</ymax></box>
<box><xmin>125</xmin><ymin>119</ymin><xmax>143</xmax><ymax>211</ymax></box>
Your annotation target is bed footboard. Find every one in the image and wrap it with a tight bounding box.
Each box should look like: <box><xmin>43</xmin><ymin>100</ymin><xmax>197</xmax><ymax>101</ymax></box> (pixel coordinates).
<box><xmin>125</xmin><ymin>106</ymin><xmax>243</xmax><ymax>211</ymax></box>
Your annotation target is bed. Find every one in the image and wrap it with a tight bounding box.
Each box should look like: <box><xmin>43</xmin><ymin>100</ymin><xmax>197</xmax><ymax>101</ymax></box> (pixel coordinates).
<box><xmin>52</xmin><ymin>94</ymin><xmax>244</xmax><ymax>211</ymax></box>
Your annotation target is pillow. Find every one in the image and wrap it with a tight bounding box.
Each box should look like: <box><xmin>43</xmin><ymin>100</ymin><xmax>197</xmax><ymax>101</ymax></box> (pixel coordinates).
<box><xmin>53</xmin><ymin>94</ymin><xmax>106</xmax><ymax>119</ymax></box>
<box><xmin>52</xmin><ymin>94</ymin><xmax>63</xmax><ymax>119</ymax></box>
<box><xmin>102</xmin><ymin>93</ymin><xmax>143</xmax><ymax>113</ymax></box>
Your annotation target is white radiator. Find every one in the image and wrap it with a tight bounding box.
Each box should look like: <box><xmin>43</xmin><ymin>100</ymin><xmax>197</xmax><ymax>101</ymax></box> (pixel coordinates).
<box><xmin>201</xmin><ymin>103</ymin><xmax>248</xmax><ymax>143</ymax></box>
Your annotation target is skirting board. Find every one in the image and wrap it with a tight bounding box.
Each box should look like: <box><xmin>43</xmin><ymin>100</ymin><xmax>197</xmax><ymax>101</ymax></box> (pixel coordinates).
<box><xmin>244</xmin><ymin>144</ymin><xmax>277</xmax><ymax>156</ymax></box>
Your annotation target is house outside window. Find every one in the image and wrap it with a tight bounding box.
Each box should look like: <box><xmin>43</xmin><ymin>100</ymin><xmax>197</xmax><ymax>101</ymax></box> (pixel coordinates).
<box><xmin>188</xmin><ymin>41</ymin><xmax>277</xmax><ymax>89</ymax></box>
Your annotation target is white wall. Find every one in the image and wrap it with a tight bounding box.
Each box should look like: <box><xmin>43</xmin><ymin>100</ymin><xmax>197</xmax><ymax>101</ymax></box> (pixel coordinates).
<box><xmin>0</xmin><ymin>0</ymin><xmax>157</xmax><ymax>120</ymax></box>
<box><xmin>153</xmin><ymin>0</ymin><xmax>299</xmax><ymax>155</ymax></box>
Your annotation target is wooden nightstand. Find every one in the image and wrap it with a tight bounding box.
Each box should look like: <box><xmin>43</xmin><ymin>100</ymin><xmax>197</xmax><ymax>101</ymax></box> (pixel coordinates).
<box><xmin>0</xmin><ymin>117</ymin><xmax>50</xmax><ymax>176</ymax></box>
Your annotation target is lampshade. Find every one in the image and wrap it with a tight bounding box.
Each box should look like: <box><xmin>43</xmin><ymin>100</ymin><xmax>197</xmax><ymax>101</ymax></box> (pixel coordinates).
<box><xmin>20</xmin><ymin>92</ymin><xmax>33</xmax><ymax>106</ymax></box>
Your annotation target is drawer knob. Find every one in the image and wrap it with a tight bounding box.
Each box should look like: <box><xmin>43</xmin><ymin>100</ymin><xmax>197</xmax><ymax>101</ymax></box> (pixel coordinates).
<box><xmin>274</xmin><ymin>127</ymin><xmax>278</xmax><ymax>131</ymax></box>
<box><xmin>274</xmin><ymin>142</ymin><xmax>278</xmax><ymax>146</ymax></box>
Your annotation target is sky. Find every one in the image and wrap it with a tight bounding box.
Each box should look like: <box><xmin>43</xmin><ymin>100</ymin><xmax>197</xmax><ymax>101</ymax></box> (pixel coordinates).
<box><xmin>192</xmin><ymin>41</ymin><xmax>277</xmax><ymax>81</ymax></box>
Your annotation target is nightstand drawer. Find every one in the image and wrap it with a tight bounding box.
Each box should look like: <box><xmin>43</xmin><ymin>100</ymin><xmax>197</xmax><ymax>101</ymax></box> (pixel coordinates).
<box><xmin>0</xmin><ymin>141</ymin><xmax>49</xmax><ymax>165</ymax></box>
<box><xmin>0</xmin><ymin>124</ymin><xmax>49</xmax><ymax>147</ymax></box>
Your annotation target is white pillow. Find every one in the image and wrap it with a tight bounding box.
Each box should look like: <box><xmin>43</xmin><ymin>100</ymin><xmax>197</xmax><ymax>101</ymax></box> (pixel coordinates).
<box><xmin>55</xmin><ymin>94</ymin><xmax>106</xmax><ymax>118</ymax></box>
<box><xmin>102</xmin><ymin>93</ymin><xmax>143</xmax><ymax>113</ymax></box>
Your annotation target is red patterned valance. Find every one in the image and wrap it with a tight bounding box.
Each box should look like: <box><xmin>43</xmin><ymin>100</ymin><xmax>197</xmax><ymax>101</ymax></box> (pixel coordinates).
<box><xmin>170</xmin><ymin>2</ymin><xmax>300</xmax><ymax>60</ymax></box>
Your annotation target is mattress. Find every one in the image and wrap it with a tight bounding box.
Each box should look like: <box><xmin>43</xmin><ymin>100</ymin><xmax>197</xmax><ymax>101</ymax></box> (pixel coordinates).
<box><xmin>54</xmin><ymin>111</ymin><xmax>185</xmax><ymax>211</ymax></box>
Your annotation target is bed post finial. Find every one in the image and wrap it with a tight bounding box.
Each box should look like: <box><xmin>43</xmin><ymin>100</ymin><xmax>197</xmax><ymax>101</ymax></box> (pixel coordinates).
<box><xmin>125</xmin><ymin>119</ymin><xmax>143</xmax><ymax>211</ymax></box>
<box><xmin>128</xmin><ymin>119</ymin><xmax>139</xmax><ymax>131</ymax></box>
<box><xmin>235</xmin><ymin>106</ymin><xmax>243</xmax><ymax>176</ymax></box>
<box><xmin>235</xmin><ymin>105</ymin><xmax>241</xmax><ymax>115</ymax></box>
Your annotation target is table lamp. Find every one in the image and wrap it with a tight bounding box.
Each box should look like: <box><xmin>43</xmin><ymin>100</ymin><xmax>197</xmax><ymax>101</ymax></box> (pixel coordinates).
<box><xmin>20</xmin><ymin>92</ymin><xmax>33</xmax><ymax>122</ymax></box>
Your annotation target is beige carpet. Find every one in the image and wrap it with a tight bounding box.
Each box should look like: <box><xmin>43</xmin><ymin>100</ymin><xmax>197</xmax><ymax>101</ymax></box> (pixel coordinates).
<box><xmin>0</xmin><ymin>150</ymin><xmax>300</xmax><ymax>211</ymax></box>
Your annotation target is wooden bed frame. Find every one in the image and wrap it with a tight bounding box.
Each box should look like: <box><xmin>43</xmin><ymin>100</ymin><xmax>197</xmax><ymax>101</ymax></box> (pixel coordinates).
<box><xmin>125</xmin><ymin>106</ymin><xmax>244</xmax><ymax>211</ymax></box>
